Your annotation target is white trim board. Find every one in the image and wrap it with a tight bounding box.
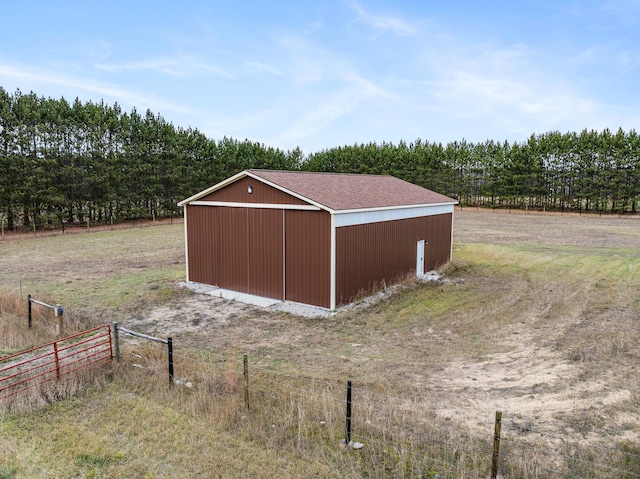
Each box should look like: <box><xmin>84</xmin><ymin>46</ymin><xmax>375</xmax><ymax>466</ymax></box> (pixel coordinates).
<box><xmin>188</xmin><ymin>200</ymin><xmax>321</xmax><ymax>211</ymax></box>
<box><xmin>330</xmin><ymin>213</ymin><xmax>336</xmax><ymax>310</ymax></box>
<box><xmin>183</xmin><ymin>207</ymin><xmax>190</xmax><ymax>281</ymax></box>
<box><xmin>334</xmin><ymin>204</ymin><xmax>455</xmax><ymax>227</ymax></box>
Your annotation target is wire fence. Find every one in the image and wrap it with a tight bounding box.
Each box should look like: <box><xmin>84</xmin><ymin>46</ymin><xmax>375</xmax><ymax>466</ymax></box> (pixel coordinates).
<box><xmin>113</xmin><ymin>327</ymin><xmax>640</xmax><ymax>479</ymax></box>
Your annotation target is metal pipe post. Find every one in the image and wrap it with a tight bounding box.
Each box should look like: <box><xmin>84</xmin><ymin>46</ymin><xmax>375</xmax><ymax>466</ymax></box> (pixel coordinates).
<box><xmin>55</xmin><ymin>304</ymin><xmax>64</xmax><ymax>338</ymax></box>
<box><xmin>243</xmin><ymin>354</ymin><xmax>249</xmax><ymax>410</ymax></box>
<box><xmin>345</xmin><ymin>380</ymin><xmax>352</xmax><ymax>445</ymax></box>
<box><xmin>167</xmin><ymin>337</ymin><xmax>174</xmax><ymax>387</ymax></box>
<box><xmin>112</xmin><ymin>322</ymin><xmax>120</xmax><ymax>362</ymax></box>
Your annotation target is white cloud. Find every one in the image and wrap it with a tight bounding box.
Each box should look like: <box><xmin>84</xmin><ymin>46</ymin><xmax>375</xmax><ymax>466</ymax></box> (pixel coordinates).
<box><xmin>94</xmin><ymin>57</ymin><xmax>233</xmax><ymax>78</ymax></box>
<box><xmin>246</xmin><ymin>61</ymin><xmax>285</xmax><ymax>77</ymax></box>
<box><xmin>278</xmin><ymin>69</ymin><xmax>393</xmax><ymax>145</ymax></box>
<box><xmin>347</xmin><ymin>1</ymin><xmax>416</xmax><ymax>36</ymax></box>
<box><xmin>266</xmin><ymin>30</ymin><xmax>396</xmax><ymax>145</ymax></box>
<box><xmin>95</xmin><ymin>58</ymin><xmax>183</xmax><ymax>76</ymax></box>
<box><xmin>278</xmin><ymin>92</ymin><xmax>358</xmax><ymax>143</ymax></box>
<box><xmin>191</xmin><ymin>62</ymin><xmax>235</xmax><ymax>78</ymax></box>
<box><xmin>391</xmin><ymin>32</ymin><xmax>617</xmax><ymax>142</ymax></box>
<box><xmin>202</xmin><ymin>107</ymin><xmax>286</xmax><ymax>139</ymax></box>
<box><xmin>277</xmin><ymin>36</ymin><xmax>325</xmax><ymax>84</ymax></box>
<box><xmin>340</xmin><ymin>69</ymin><xmax>394</xmax><ymax>99</ymax></box>
<box><xmin>0</xmin><ymin>63</ymin><xmax>194</xmax><ymax>116</ymax></box>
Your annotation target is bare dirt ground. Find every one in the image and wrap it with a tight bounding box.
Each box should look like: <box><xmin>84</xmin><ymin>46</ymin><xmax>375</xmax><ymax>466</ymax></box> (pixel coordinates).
<box><xmin>433</xmin><ymin>209</ymin><xmax>640</xmax><ymax>443</ymax></box>
<box><xmin>79</xmin><ymin>209</ymin><xmax>640</xmax><ymax>444</ymax></box>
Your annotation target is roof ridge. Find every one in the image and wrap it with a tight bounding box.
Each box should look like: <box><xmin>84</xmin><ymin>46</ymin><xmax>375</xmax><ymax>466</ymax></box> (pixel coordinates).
<box><xmin>181</xmin><ymin>169</ymin><xmax>457</xmax><ymax>210</ymax></box>
<box><xmin>248</xmin><ymin>169</ymin><xmax>391</xmax><ymax>178</ymax></box>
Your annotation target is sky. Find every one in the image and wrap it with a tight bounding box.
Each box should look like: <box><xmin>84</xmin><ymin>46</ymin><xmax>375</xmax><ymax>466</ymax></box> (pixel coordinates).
<box><xmin>1</xmin><ymin>0</ymin><xmax>640</xmax><ymax>154</ymax></box>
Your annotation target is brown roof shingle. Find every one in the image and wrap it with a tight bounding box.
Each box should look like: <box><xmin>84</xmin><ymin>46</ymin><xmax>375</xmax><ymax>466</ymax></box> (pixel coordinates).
<box><xmin>248</xmin><ymin>169</ymin><xmax>456</xmax><ymax>211</ymax></box>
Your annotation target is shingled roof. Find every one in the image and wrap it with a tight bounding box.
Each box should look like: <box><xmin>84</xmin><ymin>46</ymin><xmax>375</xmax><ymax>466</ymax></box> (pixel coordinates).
<box><xmin>249</xmin><ymin>169</ymin><xmax>455</xmax><ymax>211</ymax></box>
<box><xmin>180</xmin><ymin>169</ymin><xmax>457</xmax><ymax>211</ymax></box>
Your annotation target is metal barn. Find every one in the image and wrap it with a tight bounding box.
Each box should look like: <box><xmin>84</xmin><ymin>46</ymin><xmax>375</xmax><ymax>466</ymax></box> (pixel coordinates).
<box><xmin>178</xmin><ymin>169</ymin><xmax>458</xmax><ymax>309</ymax></box>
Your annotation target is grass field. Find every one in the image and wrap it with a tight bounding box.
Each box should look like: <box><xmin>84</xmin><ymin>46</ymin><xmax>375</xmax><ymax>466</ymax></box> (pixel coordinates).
<box><xmin>1</xmin><ymin>210</ymin><xmax>639</xmax><ymax>478</ymax></box>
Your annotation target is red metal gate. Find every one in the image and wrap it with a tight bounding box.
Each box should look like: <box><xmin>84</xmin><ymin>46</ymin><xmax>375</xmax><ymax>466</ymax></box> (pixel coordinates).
<box><xmin>0</xmin><ymin>325</ymin><xmax>113</xmax><ymax>400</ymax></box>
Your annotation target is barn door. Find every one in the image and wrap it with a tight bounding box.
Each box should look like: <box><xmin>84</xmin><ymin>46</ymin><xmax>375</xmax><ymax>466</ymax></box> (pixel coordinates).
<box><xmin>416</xmin><ymin>239</ymin><xmax>425</xmax><ymax>276</ymax></box>
<box><xmin>247</xmin><ymin>208</ymin><xmax>284</xmax><ymax>299</ymax></box>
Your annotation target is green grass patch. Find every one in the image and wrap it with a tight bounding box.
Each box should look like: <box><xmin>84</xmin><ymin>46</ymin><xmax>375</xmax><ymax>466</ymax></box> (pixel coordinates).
<box><xmin>0</xmin><ymin>466</ymin><xmax>17</xmax><ymax>479</ymax></box>
<box><xmin>0</xmin><ymin>224</ymin><xmax>186</xmax><ymax>312</ymax></box>
<box><xmin>0</xmin><ymin>380</ymin><xmax>337</xmax><ymax>479</ymax></box>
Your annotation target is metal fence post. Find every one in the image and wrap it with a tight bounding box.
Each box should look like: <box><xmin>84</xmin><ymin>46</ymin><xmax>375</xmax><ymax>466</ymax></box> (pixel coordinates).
<box><xmin>112</xmin><ymin>322</ymin><xmax>120</xmax><ymax>362</ymax></box>
<box><xmin>28</xmin><ymin>294</ymin><xmax>32</xmax><ymax>328</ymax></box>
<box><xmin>167</xmin><ymin>337</ymin><xmax>174</xmax><ymax>387</ymax></box>
<box><xmin>55</xmin><ymin>304</ymin><xmax>64</xmax><ymax>338</ymax></box>
<box><xmin>243</xmin><ymin>353</ymin><xmax>249</xmax><ymax>410</ymax></box>
<box><xmin>345</xmin><ymin>380</ymin><xmax>352</xmax><ymax>445</ymax></box>
<box><xmin>53</xmin><ymin>341</ymin><xmax>61</xmax><ymax>380</ymax></box>
<box><xmin>491</xmin><ymin>410</ymin><xmax>502</xmax><ymax>479</ymax></box>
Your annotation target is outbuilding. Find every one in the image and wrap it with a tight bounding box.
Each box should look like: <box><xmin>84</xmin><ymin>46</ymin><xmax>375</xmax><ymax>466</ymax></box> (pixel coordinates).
<box><xmin>178</xmin><ymin>169</ymin><xmax>458</xmax><ymax>309</ymax></box>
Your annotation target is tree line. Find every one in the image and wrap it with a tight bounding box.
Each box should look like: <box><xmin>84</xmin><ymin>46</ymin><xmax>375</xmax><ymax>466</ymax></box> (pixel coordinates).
<box><xmin>1</xmin><ymin>88</ymin><xmax>638</xmax><ymax>230</ymax></box>
<box><xmin>0</xmin><ymin>88</ymin><xmax>301</xmax><ymax>230</ymax></box>
<box><xmin>304</xmin><ymin>131</ymin><xmax>640</xmax><ymax>214</ymax></box>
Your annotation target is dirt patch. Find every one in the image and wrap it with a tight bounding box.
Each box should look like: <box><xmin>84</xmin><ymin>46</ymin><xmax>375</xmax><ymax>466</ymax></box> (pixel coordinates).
<box><xmin>125</xmin><ymin>294</ymin><xmax>260</xmax><ymax>336</ymax></box>
<box><xmin>9</xmin><ymin>207</ymin><xmax>637</xmax><ymax>447</ymax></box>
<box><xmin>427</xmin><ymin>331</ymin><xmax>630</xmax><ymax>442</ymax></box>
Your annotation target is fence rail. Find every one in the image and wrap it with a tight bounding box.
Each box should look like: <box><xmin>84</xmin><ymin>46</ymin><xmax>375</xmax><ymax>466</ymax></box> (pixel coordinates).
<box><xmin>113</xmin><ymin>322</ymin><xmax>173</xmax><ymax>386</ymax></box>
<box><xmin>27</xmin><ymin>294</ymin><xmax>64</xmax><ymax>336</ymax></box>
<box><xmin>0</xmin><ymin>324</ymin><xmax>113</xmax><ymax>400</ymax></box>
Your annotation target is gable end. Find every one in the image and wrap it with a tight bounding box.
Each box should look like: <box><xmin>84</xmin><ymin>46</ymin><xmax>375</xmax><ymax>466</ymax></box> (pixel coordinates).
<box><xmin>199</xmin><ymin>176</ymin><xmax>310</xmax><ymax>206</ymax></box>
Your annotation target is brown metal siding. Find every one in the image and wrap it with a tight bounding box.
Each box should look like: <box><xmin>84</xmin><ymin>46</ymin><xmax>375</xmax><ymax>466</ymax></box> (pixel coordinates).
<box><xmin>248</xmin><ymin>209</ymin><xmax>284</xmax><ymax>299</ymax></box>
<box><xmin>186</xmin><ymin>205</ymin><xmax>219</xmax><ymax>286</ymax></box>
<box><xmin>423</xmin><ymin>213</ymin><xmax>453</xmax><ymax>272</ymax></box>
<box><xmin>335</xmin><ymin>213</ymin><xmax>453</xmax><ymax>306</ymax></box>
<box><xmin>189</xmin><ymin>206</ymin><xmax>284</xmax><ymax>299</ymax></box>
<box><xmin>285</xmin><ymin>210</ymin><xmax>331</xmax><ymax>308</ymax></box>
<box><xmin>217</xmin><ymin>207</ymin><xmax>249</xmax><ymax>292</ymax></box>
<box><xmin>201</xmin><ymin>176</ymin><xmax>308</xmax><ymax>205</ymax></box>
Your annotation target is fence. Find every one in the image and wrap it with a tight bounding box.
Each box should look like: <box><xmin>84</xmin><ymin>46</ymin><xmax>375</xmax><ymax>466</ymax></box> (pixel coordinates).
<box><xmin>112</xmin><ymin>322</ymin><xmax>173</xmax><ymax>386</ymax></box>
<box><xmin>3</xmin><ymin>318</ymin><xmax>640</xmax><ymax>477</ymax></box>
<box><xmin>27</xmin><ymin>295</ymin><xmax>64</xmax><ymax>337</ymax></box>
<box><xmin>0</xmin><ymin>324</ymin><xmax>113</xmax><ymax>401</ymax></box>
<box><xmin>112</xmin><ymin>334</ymin><xmax>640</xmax><ymax>478</ymax></box>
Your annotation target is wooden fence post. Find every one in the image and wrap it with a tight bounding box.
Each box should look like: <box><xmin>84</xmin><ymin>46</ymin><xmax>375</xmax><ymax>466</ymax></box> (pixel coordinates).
<box><xmin>491</xmin><ymin>410</ymin><xmax>502</xmax><ymax>479</ymax></box>
<box><xmin>243</xmin><ymin>354</ymin><xmax>250</xmax><ymax>410</ymax></box>
<box><xmin>55</xmin><ymin>304</ymin><xmax>64</xmax><ymax>338</ymax></box>
<box><xmin>112</xmin><ymin>322</ymin><xmax>120</xmax><ymax>362</ymax></box>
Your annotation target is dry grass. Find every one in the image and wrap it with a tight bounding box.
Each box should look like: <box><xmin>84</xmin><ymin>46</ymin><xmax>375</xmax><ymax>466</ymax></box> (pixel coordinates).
<box><xmin>0</xmin><ymin>223</ymin><xmax>186</xmax><ymax>315</ymax></box>
<box><xmin>1</xmin><ymin>210</ymin><xmax>640</xmax><ymax>477</ymax></box>
<box><xmin>108</xmin><ymin>343</ymin><xmax>495</xmax><ymax>478</ymax></box>
<box><xmin>0</xmin><ymin>293</ymin><xmax>111</xmax><ymax>418</ymax></box>
<box><xmin>0</xmin><ymin>292</ymin><xmax>91</xmax><ymax>356</ymax></box>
